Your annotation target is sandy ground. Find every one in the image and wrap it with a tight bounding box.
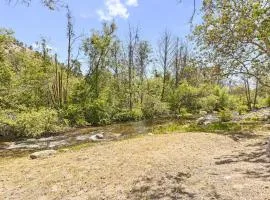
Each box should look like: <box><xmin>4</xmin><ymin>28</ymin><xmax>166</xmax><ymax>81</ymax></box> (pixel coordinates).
<box><xmin>0</xmin><ymin>131</ymin><xmax>270</xmax><ymax>200</ymax></box>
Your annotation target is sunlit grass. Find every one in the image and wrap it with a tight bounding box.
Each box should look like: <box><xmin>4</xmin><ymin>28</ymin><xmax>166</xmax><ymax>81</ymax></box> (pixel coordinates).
<box><xmin>151</xmin><ymin>121</ymin><xmax>263</xmax><ymax>135</ymax></box>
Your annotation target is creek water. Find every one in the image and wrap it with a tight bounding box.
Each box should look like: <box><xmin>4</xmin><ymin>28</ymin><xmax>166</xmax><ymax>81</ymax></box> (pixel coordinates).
<box><xmin>0</xmin><ymin>118</ymin><xmax>177</xmax><ymax>157</ymax></box>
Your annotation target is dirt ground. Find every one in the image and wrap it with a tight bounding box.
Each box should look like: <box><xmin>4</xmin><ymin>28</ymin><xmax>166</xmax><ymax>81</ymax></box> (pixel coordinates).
<box><xmin>0</xmin><ymin>131</ymin><xmax>270</xmax><ymax>200</ymax></box>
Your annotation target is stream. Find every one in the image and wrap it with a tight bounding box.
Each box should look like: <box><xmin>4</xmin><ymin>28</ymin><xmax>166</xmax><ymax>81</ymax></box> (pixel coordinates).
<box><xmin>0</xmin><ymin>119</ymin><xmax>176</xmax><ymax>157</ymax></box>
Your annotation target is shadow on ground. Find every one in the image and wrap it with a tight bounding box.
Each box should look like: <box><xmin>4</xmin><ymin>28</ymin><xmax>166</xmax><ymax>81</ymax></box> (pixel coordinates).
<box><xmin>214</xmin><ymin>135</ymin><xmax>270</xmax><ymax>181</ymax></box>
<box><xmin>127</xmin><ymin>172</ymin><xmax>196</xmax><ymax>199</ymax></box>
<box><xmin>216</xmin><ymin>130</ymin><xmax>264</xmax><ymax>142</ymax></box>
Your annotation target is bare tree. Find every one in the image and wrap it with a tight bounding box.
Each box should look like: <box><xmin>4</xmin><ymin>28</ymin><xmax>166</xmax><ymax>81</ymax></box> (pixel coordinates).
<box><xmin>158</xmin><ymin>30</ymin><xmax>174</xmax><ymax>100</ymax></box>
<box><xmin>127</xmin><ymin>25</ymin><xmax>139</xmax><ymax>111</ymax></box>
<box><xmin>65</xmin><ymin>5</ymin><xmax>74</xmax><ymax>104</ymax></box>
<box><xmin>6</xmin><ymin>0</ymin><xmax>63</xmax><ymax>10</ymax></box>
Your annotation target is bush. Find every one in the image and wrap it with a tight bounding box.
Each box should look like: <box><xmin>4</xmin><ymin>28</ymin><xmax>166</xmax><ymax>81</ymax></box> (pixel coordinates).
<box><xmin>0</xmin><ymin>108</ymin><xmax>63</xmax><ymax>137</ymax></box>
<box><xmin>113</xmin><ymin>109</ymin><xmax>143</xmax><ymax>122</ymax></box>
<box><xmin>200</xmin><ymin>94</ymin><xmax>218</xmax><ymax>112</ymax></box>
<box><xmin>142</xmin><ymin>96</ymin><xmax>169</xmax><ymax>119</ymax></box>
<box><xmin>16</xmin><ymin>108</ymin><xmax>63</xmax><ymax>137</ymax></box>
<box><xmin>61</xmin><ymin>104</ymin><xmax>87</xmax><ymax>126</ymax></box>
<box><xmin>169</xmin><ymin>81</ymin><xmax>200</xmax><ymax>113</ymax></box>
<box><xmin>84</xmin><ymin>99</ymin><xmax>112</xmax><ymax>125</ymax></box>
<box><xmin>237</xmin><ymin>104</ymin><xmax>249</xmax><ymax>115</ymax></box>
<box><xmin>219</xmin><ymin>109</ymin><xmax>232</xmax><ymax>122</ymax></box>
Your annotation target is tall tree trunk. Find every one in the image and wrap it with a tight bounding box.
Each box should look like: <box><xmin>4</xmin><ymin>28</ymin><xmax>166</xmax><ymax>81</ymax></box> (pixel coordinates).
<box><xmin>174</xmin><ymin>38</ymin><xmax>180</xmax><ymax>88</ymax></box>
<box><xmin>244</xmin><ymin>78</ymin><xmax>252</xmax><ymax>110</ymax></box>
<box><xmin>253</xmin><ymin>78</ymin><xmax>259</xmax><ymax>109</ymax></box>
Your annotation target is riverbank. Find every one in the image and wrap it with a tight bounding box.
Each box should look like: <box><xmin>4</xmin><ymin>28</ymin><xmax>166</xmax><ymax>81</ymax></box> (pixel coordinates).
<box><xmin>1</xmin><ymin>130</ymin><xmax>269</xmax><ymax>200</ymax></box>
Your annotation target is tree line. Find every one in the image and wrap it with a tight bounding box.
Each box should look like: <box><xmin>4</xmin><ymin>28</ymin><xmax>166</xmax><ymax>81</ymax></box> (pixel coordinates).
<box><xmin>0</xmin><ymin>0</ymin><xmax>269</xmax><ymax>137</ymax></box>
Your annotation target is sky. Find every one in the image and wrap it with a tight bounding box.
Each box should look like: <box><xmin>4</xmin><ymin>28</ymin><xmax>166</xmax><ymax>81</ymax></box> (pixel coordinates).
<box><xmin>0</xmin><ymin>0</ymin><xmax>202</xmax><ymax>70</ymax></box>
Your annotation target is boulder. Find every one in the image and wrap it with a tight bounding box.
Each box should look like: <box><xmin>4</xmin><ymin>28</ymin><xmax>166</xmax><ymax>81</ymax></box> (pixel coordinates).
<box><xmin>197</xmin><ymin>114</ymin><xmax>219</xmax><ymax>125</ymax></box>
<box><xmin>30</xmin><ymin>150</ymin><xmax>57</xmax><ymax>159</ymax></box>
<box><xmin>90</xmin><ymin>133</ymin><xmax>104</xmax><ymax>142</ymax></box>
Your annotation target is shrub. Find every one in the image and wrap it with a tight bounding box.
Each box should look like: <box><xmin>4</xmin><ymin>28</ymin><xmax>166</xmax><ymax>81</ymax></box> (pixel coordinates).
<box><xmin>16</xmin><ymin>108</ymin><xmax>63</xmax><ymax>137</ymax></box>
<box><xmin>61</xmin><ymin>104</ymin><xmax>87</xmax><ymax>126</ymax></box>
<box><xmin>113</xmin><ymin>109</ymin><xmax>143</xmax><ymax>122</ymax></box>
<box><xmin>169</xmin><ymin>81</ymin><xmax>200</xmax><ymax>113</ymax></box>
<box><xmin>237</xmin><ymin>104</ymin><xmax>249</xmax><ymax>115</ymax></box>
<box><xmin>0</xmin><ymin>108</ymin><xmax>63</xmax><ymax>137</ymax></box>
<box><xmin>142</xmin><ymin>96</ymin><xmax>169</xmax><ymax>119</ymax></box>
<box><xmin>219</xmin><ymin>109</ymin><xmax>232</xmax><ymax>122</ymax></box>
<box><xmin>84</xmin><ymin>99</ymin><xmax>112</xmax><ymax>125</ymax></box>
<box><xmin>0</xmin><ymin>109</ymin><xmax>17</xmax><ymax>136</ymax></box>
<box><xmin>200</xmin><ymin>94</ymin><xmax>218</xmax><ymax>112</ymax></box>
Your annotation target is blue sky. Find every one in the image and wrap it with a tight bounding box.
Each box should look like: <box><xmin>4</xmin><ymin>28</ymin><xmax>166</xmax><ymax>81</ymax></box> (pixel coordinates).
<box><xmin>0</xmin><ymin>0</ymin><xmax>202</xmax><ymax>69</ymax></box>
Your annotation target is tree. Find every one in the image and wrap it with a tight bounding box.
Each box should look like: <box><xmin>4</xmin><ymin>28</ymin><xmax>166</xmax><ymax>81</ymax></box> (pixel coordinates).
<box><xmin>136</xmin><ymin>40</ymin><xmax>151</xmax><ymax>104</ymax></box>
<box><xmin>65</xmin><ymin>5</ymin><xmax>75</xmax><ymax>104</ymax></box>
<box><xmin>6</xmin><ymin>0</ymin><xmax>62</xmax><ymax>10</ymax></box>
<box><xmin>83</xmin><ymin>22</ymin><xmax>116</xmax><ymax>98</ymax></box>
<box><xmin>127</xmin><ymin>25</ymin><xmax>139</xmax><ymax>110</ymax></box>
<box><xmin>194</xmin><ymin>0</ymin><xmax>270</xmax><ymax>87</ymax></box>
<box><xmin>158</xmin><ymin>30</ymin><xmax>174</xmax><ymax>100</ymax></box>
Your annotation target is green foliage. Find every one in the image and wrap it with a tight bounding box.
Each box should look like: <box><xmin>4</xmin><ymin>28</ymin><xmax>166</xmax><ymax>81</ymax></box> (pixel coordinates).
<box><xmin>113</xmin><ymin>109</ymin><xmax>143</xmax><ymax>122</ymax></box>
<box><xmin>0</xmin><ymin>21</ymin><xmax>268</xmax><ymax>140</ymax></box>
<box><xmin>219</xmin><ymin>109</ymin><xmax>232</xmax><ymax>122</ymax></box>
<box><xmin>169</xmin><ymin>81</ymin><xmax>200</xmax><ymax>113</ymax></box>
<box><xmin>84</xmin><ymin>99</ymin><xmax>112</xmax><ymax>125</ymax></box>
<box><xmin>142</xmin><ymin>95</ymin><xmax>169</xmax><ymax>119</ymax></box>
<box><xmin>169</xmin><ymin>83</ymin><xmax>237</xmax><ymax>114</ymax></box>
<box><xmin>61</xmin><ymin>104</ymin><xmax>87</xmax><ymax>126</ymax></box>
<box><xmin>0</xmin><ymin>108</ymin><xmax>63</xmax><ymax>137</ymax></box>
<box><xmin>259</xmin><ymin>96</ymin><xmax>270</xmax><ymax>107</ymax></box>
<box><xmin>152</xmin><ymin>121</ymin><xmax>242</xmax><ymax>135</ymax></box>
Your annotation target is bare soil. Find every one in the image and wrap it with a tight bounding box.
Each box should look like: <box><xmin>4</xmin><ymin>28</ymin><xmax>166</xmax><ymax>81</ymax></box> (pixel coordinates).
<box><xmin>0</xmin><ymin>131</ymin><xmax>270</xmax><ymax>200</ymax></box>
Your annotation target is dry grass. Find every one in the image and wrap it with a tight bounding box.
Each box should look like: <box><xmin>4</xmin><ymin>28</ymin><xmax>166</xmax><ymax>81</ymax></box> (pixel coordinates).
<box><xmin>0</xmin><ymin>131</ymin><xmax>270</xmax><ymax>200</ymax></box>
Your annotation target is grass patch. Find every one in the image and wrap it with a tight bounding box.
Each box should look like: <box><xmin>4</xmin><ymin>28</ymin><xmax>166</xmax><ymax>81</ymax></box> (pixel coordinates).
<box><xmin>151</xmin><ymin>121</ymin><xmax>261</xmax><ymax>135</ymax></box>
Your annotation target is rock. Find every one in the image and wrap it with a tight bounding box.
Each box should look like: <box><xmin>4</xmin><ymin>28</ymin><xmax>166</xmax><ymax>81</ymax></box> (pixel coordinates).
<box><xmin>197</xmin><ymin>114</ymin><xmax>219</xmax><ymax>125</ymax></box>
<box><xmin>240</xmin><ymin>107</ymin><xmax>270</xmax><ymax>121</ymax></box>
<box><xmin>95</xmin><ymin>133</ymin><xmax>104</xmax><ymax>139</ymax></box>
<box><xmin>196</xmin><ymin>117</ymin><xmax>205</xmax><ymax>125</ymax></box>
<box><xmin>90</xmin><ymin>133</ymin><xmax>104</xmax><ymax>142</ymax></box>
<box><xmin>30</xmin><ymin>150</ymin><xmax>57</xmax><ymax>159</ymax></box>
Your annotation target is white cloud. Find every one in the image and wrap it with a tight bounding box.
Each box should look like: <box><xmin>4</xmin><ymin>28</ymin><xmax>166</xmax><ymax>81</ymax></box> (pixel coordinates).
<box><xmin>97</xmin><ymin>0</ymin><xmax>138</xmax><ymax>21</ymax></box>
<box><xmin>125</xmin><ymin>0</ymin><xmax>138</xmax><ymax>7</ymax></box>
<box><xmin>97</xmin><ymin>0</ymin><xmax>129</xmax><ymax>21</ymax></box>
